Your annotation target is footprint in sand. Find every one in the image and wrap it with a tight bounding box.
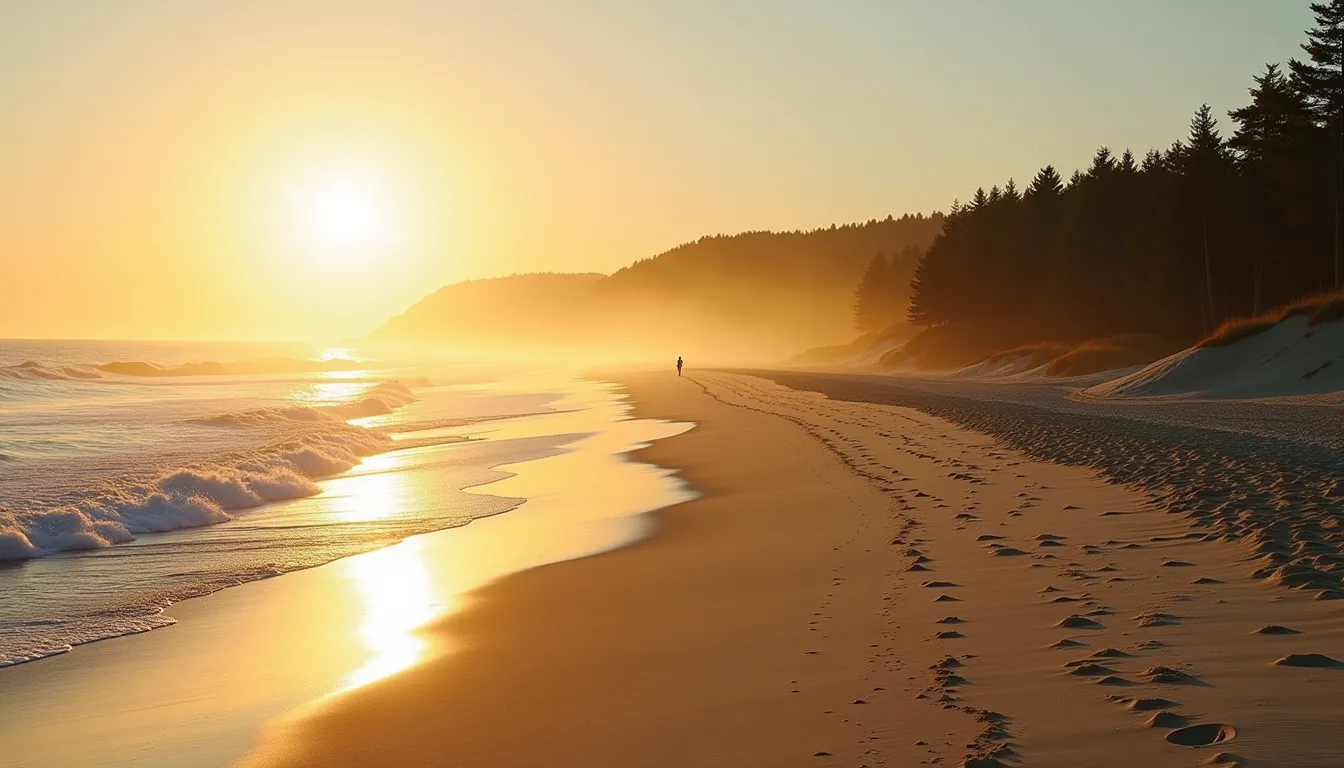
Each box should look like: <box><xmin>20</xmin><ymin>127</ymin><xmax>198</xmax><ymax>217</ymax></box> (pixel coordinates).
<box><xmin>1090</xmin><ymin>647</ymin><xmax>1134</xmax><ymax>659</ymax></box>
<box><xmin>1055</xmin><ymin>615</ymin><xmax>1104</xmax><ymax>629</ymax></box>
<box><xmin>1064</xmin><ymin>662</ymin><xmax>1115</xmax><ymax>677</ymax></box>
<box><xmin>1166</xmin><ymin>723</ymin><xmax>1237</xmax><ymax>747</ymax></box>
<box><xmin>1117</xmin><ymin>696</ymin><xmax>1181</xmax><ymax>711</ymax></box>
<box><xmin>1133</xmin><ymin>612</ymin><xmax>1182</xmax><ymax>627</ymax></box>
<box><xmin>1252</xmin><ymin>625</ymin><xmax>1301</xmax><ymax>635</ymax></box>
<box><xmin>1273</xmin><ymin>653</ymin><xmax>1343</xmax><ymax>668</ymax></box>
<box><xmin>1143</xmin><ymin>666</ymin><xmax>1204</xmax><ymax>685</ymax></box>
<box><xmin>1145</xmin><ymin>711</ymin><xmax>1189</xmax><ymax>728</ymax></box>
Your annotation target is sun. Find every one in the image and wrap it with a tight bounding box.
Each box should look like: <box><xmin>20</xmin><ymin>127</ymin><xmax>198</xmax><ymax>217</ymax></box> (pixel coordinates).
<box><xmin>299</xmin><ymin>177</ymin><xmax>387</xmax><ymax>254</ymax></box>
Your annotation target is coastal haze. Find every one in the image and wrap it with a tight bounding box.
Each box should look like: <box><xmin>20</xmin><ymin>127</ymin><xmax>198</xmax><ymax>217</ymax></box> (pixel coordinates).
<box><xmin>3</xmin><ymin>2</ymin><xmax>1344</xmax><ymax>768</ymax></box>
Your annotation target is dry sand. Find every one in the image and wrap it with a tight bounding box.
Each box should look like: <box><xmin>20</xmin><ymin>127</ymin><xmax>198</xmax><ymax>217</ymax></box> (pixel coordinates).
<box><xmin>242</xmin><ymin>371</ymin><xmax>1344</xmax><ymax>767</ymax></box>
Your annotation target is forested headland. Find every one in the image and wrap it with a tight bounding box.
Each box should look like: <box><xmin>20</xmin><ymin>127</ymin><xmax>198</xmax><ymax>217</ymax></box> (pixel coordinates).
<box><xmin>373</xmin><ymin>214</ymin><xmax>941</xmax><ymax>359</ymax></box>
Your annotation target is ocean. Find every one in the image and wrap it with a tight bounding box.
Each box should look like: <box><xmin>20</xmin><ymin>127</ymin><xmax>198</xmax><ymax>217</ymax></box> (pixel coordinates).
<box><xmin>0</xmin><ymin>340</ymin><xmax>679</xmax><ymax>670</ymax></box>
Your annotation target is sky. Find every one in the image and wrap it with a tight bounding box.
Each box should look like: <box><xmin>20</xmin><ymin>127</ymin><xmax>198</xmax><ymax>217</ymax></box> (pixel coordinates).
<box><xmin>0</xmin><ymin>0</ymin><xmax>1318</xmax><ymax>341</ymax></box>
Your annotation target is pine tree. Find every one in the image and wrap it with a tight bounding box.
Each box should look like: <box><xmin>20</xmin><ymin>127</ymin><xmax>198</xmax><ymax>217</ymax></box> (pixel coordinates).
<box><xmin>1231</xmin><ymin>64</ymin><xmax>1318</xmax><ymax>310</ymax></box>
<box><xmin>1290</xmin><ymin>1</ymin><xmax>1344</xmax><ymax>124</ymax></box>
<box><xmin>1290</xmin><ymin>0</ymin><xmax>1344</xmax><ymax>285</ymax></box>
<box><xmin>1027</xmin><ymin>166</ymin><xmax>1064</xmax><ymax>197</ymax></box>
<box><xmin>1174</xmin><ymin>105</ymin><xmax>1235</xmax><ymax>332</ymax></box>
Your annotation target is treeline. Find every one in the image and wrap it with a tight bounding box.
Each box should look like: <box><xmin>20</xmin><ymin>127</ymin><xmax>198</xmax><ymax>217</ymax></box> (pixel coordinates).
<box><xmin>852</xmin><ymin>244</ymin><xmax>923</xmax><ymax>331</ymax></box>
<box><xmin>905</xmin><ymin>1</ymin><xmax>1344</xmax><ymax>348</ymax></box>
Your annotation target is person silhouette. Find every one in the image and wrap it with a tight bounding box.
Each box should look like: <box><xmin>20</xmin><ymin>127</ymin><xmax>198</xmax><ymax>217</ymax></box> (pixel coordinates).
<box><xmin>676</xmin><ymin>356</ymin><xmax>683</xmax><ymax>376</ymax></box>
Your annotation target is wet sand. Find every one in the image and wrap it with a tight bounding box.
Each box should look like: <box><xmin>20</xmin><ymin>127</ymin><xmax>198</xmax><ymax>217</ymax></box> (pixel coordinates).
<box><xmin>0</xmin><ymin>382</ymin><xmax>689</xmax><ymax>768</ymax></box>
<box><xmin>242</xmin><ymin>370</ymin><xmax>1344</xmax><ymax>767</ymax></box>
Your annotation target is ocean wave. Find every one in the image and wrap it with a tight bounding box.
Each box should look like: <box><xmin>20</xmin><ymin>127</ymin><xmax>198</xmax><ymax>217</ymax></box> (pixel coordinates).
<box><xmin>0</xmin><ymin>355</ymin><xmax>375</xmax><ymax>384</ymax></box>
<box><xmin>0</xmin><ymin>380</ymin><xmax>422</xmax><ymax>561</ymax></box>
<box><xmin>0</xmin><ymin>361</ymin><xmax>105</xmax><ymax>381</ymax></box>
<box><xmin>0</xmin><ymin>426</ymin><xmax>389</xmax><ymax>561</ymax></box>
<box><xmin>194</xmin><ymin>379</ymin><xmax>422</xmax><ymax>426</ymax></box>
<box><xmin>97</xmin><ymin>356</ymin><xmax>367</xmax><ymax>377</ymax></box>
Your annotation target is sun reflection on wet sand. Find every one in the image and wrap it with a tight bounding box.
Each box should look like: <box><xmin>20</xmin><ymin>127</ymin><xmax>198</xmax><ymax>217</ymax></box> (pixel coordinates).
<box><xmin>322</xmin><ymin>377</ymin><xmax>693</xmax><ymax>698</ymax></box>
<box><xmin>323</xmin><ymin>453</ymin><xmax>409</xmax><ymax>522</ymax></box>
<box><xmin>340</xmin><ymin>538</ymin><xmax>442</xmax><ymax>690</ymax></box>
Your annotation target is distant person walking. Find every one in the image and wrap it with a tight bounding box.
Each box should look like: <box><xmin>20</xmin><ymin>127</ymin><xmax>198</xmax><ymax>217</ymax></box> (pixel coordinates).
<box><xmin>676</xmin><ymin>356</ymin><xmax>683</xmax><ymax>376</ymax></box>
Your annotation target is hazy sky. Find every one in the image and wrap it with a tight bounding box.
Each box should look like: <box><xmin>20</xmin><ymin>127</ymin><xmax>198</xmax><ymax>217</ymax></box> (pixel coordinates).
<box><xmin>0</xmin><ymin>1</ymin><xmax>1316</xmax><ymax>340</ymax></box>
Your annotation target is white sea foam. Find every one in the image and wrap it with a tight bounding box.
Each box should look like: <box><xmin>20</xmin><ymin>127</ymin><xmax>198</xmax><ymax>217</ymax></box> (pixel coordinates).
<box><xmin>0</xmin><ymin>381</ymin><xmax>414</xmax><ymax>560</ymax></box>
<box><xmin>0</xmin><ymin>343</ymin><xmax>567</xmax><ymax>671</ymax></box>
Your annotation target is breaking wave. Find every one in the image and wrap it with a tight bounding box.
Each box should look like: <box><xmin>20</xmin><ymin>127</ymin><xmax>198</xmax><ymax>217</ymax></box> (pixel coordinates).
<box><xmin>0</xmin><ymin>427</ymin><xmax>388</xmax><ymax>561</ymax></box>
<box><xmin>195</xmin><ymin>380</ymin><xmax>422</xmax><ymax>426</ymax></box>
<box><xmin>0</xmin><ymin>380</ymin><xmax>423</xmax><ymax>561</ymax></box>
<box><xmin>0</xmin><ymin>355</ymin><xmax>373</xmax><ymax>383</ymax></box>
<box><xmin>0</xmin><ymin>361</ymin><xmax>105</xmax><ymax>381</ymax></box>
<box><xmin>97</xmin><ymin>356</ymin><xmax>368</xmax><ymax>377</ymax></box>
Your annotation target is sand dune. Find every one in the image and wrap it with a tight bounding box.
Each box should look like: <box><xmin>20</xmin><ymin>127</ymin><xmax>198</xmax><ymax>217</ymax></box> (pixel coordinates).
<box><xmin>1086</xmin><ymin>315</ymin><xmax>1344</xmax><ymax>401</ymax></box>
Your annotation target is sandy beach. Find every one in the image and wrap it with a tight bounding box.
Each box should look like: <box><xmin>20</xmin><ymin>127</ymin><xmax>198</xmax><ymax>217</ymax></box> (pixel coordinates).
<box><xmin>11</xmin><ymin>6</ymin><xmax>1344</xmax><ymax>766</ymax></box>
<box><xmin>235</xmin><ymin>370</ymin><xmax>1344</xmax><ymax>767</ymax></box>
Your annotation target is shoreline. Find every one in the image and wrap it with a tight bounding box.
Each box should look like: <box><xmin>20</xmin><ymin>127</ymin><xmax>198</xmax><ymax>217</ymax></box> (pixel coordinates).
<box><xmin>0</xmin><ymin>377</ymin><xmax>692</xmax><ymax>768</ymax></box>
<box><xmin>5</xmin><ymin>370</ymin><xmax>1341</xmax><ymax>767</ymax></box>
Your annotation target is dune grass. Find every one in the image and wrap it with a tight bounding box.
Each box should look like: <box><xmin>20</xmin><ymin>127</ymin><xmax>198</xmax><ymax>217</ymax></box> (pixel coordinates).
<box><xmin>1045</xmin><ymin>334</ymin><xmax>1179</xmax><ymax>377</ymax></box>
<box><xmin>882</xmin><ymin>327</ymin><xmax>1175</xmax><ymax>376</ymax></box>
<box><xmin>1199</xmin><ymin>288</ymin><xmax>1344</xmax><ymax>348</ymax></box>
<box><xmin>983</xmin><ymin>342</ymin><xmax>1072</xmax><ymax>368</ymax></box>
<box><xmin>1308</xmin><ymin>291</ymin><xmax>1344</xmax><ymax>324</ymax></box>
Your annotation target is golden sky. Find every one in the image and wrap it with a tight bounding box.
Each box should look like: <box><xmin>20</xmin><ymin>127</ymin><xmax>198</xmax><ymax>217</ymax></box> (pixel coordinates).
<box><xmin>0</xmin><ymin>1</ymin><xmax>1310</xmax><ymax>341</ymax></box>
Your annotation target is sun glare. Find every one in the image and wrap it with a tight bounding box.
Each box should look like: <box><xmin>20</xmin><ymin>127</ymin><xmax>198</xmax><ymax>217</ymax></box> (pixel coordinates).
<box><xmin>299</xmin><ymin>177</ymin><xmax>387</xmax><ymax>254</ymax></box>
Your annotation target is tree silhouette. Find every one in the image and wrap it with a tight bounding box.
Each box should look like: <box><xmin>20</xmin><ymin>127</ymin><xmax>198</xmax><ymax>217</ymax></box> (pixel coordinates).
<box><xmin>1290</xmin><ymin>0</ymin><xmax>1344</xmax><ymax>286</ymax></box>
